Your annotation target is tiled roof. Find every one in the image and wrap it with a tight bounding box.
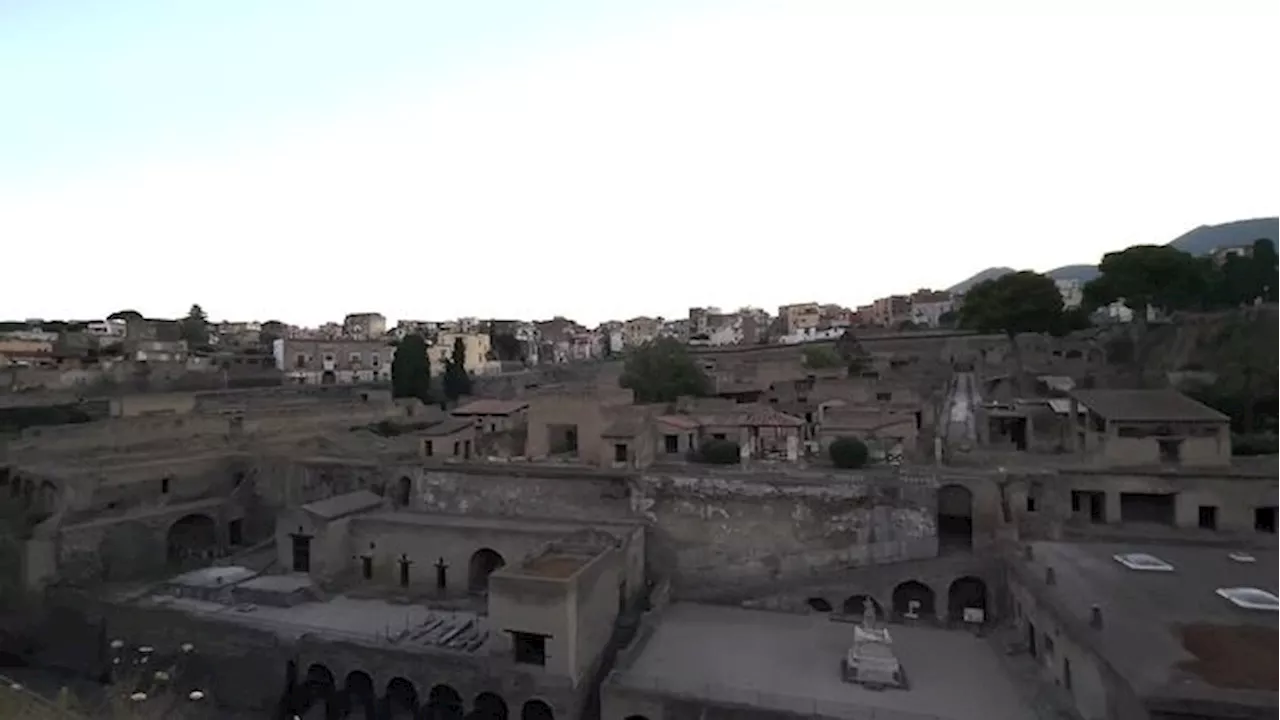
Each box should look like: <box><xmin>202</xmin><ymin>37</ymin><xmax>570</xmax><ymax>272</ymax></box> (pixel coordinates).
<box><xmin>1071</xmin><ymin>389</ymin><xmax>1228</xmax><ymax>423</ymax></box>
<box><xmin>656</xmin><ymin>414</ymin><xmax>702</xmax><ymax>430</ymax></box>
<box><xmin>698</xmin><ymin>406</ymin><xmax>804</xmax><ymax>428</ymax></box>
<box><xmin>451</xmin><ymin>399</ymin><xmax>530</xmax><ymax>416</ymax></box>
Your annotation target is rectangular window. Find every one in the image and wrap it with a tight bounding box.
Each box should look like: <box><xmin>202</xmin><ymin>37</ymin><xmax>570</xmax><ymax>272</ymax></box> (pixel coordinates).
<box><xmin>664</xmin><ymin>434</ymin><xmax>679</xmax><ymax>453</ymax></box>
<box><xmin>1254</xmin><ymin>506</ymin><xmax>1277</xmax><ymax>534</ymax></box>
<box><xmin>161</xmin><ymin>477</ymin><xmax>170</xmax><ymax>494</ymax></box>
<box><xmin>371</xmin><ymin>353</ymin><xmax>380</xmax><ymax>367</ymax></box>
<box><xmin>228</xmin><ymin>518</ymin><xmax>243</xmax><ymax>545</ymax></box>
<box><xmin>348</xmin><ymin>352</ymin><xmax>361</xmax><ymax>365</ymax></box>
<box><xmin>512</xmin><ymin>632</ymin><xmax>547</xmax><ymax>666</ymax></box>
<box><xmin>453</xmin><ymin>441</ymin><xmax>461</xmax><ymax>456</ymax></box>
<box><xmin>294</xmin><ymin>354</ymin><xmax>307</xmax><ymax>369</ymax></box>
<box><xmin>424</xmin><ymin>440</ymin><xmax>434</xmax><ymax>457</ymax></box>
<box><xmin>876</xmin><ymin>392</ymin><xmax>892</xmax><ymax>402</ymax></box>
<box><xmin>713</xmin><ymin>433</ymin><xmax>727</xmax><ymax>441</ymax></box>
<box><xmin>614</xmin><ymin>443</ymin><xmax>628</xmax><ymax>463</ymax></box>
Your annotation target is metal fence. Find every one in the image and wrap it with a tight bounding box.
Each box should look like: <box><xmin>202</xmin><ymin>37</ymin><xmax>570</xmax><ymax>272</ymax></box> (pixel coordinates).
<box><xmin>616</xmin><ymin>673</ymin><xmax>949</xmax><ymax>720</ymax></box>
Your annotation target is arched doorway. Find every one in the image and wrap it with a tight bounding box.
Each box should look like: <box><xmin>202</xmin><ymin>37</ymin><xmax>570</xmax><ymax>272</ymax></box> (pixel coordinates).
<box><xmin>521</xmin><ymin>699</ymin><xmax>555</xmax><ymax>720</ymax></box>
<box><xmin>302</xmin><ymin>664</ymin><xmax>336</xmax><ymax>717</ymax></box>
<box><xmin>469</xmin><ymin>548</ymin><xmax>506</xmax><ymax>594</ymax></box>
<box><xmin>344</xmin><ymin>671</ymin><xmax>376</xmax><ymax>719</ymax></box>
<box><xmin>426</xmin><ymin>684</ymin><xmax>465</xmax><ymax>719</ymax></box>
<box><xmin>937</xmin><ymin>484</ymin><xmax>974</xmax><ymax>551</ymax></box>
<box><xmin>806</xmin><ymin>597</ymin><xmax>833</xmax><ymax>613</ymax></box>
<box><xmin>385</xmin><ymin>677</ymin><xmax>418</xmax><ymax>718</ymax></box>
<box><xmin>891</xmin><ymin>581</ymin><xmax>936</xmax><ymax>621</ymax></box>
<box><xmin>166</xmin><ymin>513</ymin><xmax>217</xmax><ymax>564</ymax></box>
<box><xmin>841</xmin><ymin>594</ymin><xmax>883</xmax><ymax>619</ymax></box>
<box><xmin>947</xmin><ymin>576</ymin><xmax>989</xmax><ymax>624</ymax></box>
<box><xmin>396</xmin><ymin>476</ymin><xmax>412</xmax><ymax>507</ymax></box>
<box><xmin>321</xmin><ymin>370</ymin><xmax>337</xmax><ymax>384</ymax></box>
<box><xmin>470</xmin><ymin>692</ymin><xmax>509</xmax><ymax>720</ymax></box>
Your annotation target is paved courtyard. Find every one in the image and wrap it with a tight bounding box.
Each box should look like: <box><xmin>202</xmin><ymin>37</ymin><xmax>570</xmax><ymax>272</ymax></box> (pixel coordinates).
<box><xmin>614</xmin><ymin>603</ymin><xmax>1034</xmax><ymax>720</ymax></box>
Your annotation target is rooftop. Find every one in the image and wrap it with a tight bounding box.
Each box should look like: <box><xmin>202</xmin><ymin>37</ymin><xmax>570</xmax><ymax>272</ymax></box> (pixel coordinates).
<box><xmin>1018</xmin><ymin>541</ymin><xmax>1278</xmax><ymax>705</ymax></box>
<box><xmin>512</xmin><ymin>551</ymin><xmax>594</xmax><ymax>580</ymax></box>
<box><xmin>301</xmin><ymin>490</ymin><xmax>384</xmax><ymax>520</ymax></box>
<box><xmin>451</xmin><ymin>399</ymin><xmax>529</xmax><ymax>416</ymax></box>
<box><xmin>135</xmin><ymin>590</ymin><xmax>491</xmax><ymax>654</ymax></box>
<box><xmin>611</xmin><ymin>603</ymin><xmax>1032</xmax><ymax>720</ymax></box>
<box><xmin>419</xmin><ymin>417</ymin><xmax>475</xmax><ymax>437</ymax></box>
<box><xmin>1070</xmin><ymin>389</ymin><xmax>1228</xmax><ymax>423</ymax></box>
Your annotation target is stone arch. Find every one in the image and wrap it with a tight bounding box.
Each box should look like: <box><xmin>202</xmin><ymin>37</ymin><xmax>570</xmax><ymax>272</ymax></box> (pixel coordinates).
<box><xmin>937</xmin><ymin>483</ymin><xmax>974</xmax><ymax>551</ymax></box>
<box><xmin>321</xmin><ymin>370</ymin><xmax>337</xmax><ymax>384</ymax></box>
<box><xmin>806</xmin><ymin>597</ymin><xmax>833</xmax><ymax>613</ymax></box>
<box><xmin>385</xmin><ymin>676</ymin><xmax>419</xmax><ymax>717</ymax></box>
<box><xmin>301</xmin><ymin>663</ymin><xmax>336</xmax><ymax>716</ymax></box>
<box><xmin>472</xmin><ymin>692</ymin><xmax>509</xmax><ymax>720</ymax></box>
<box><xmin>891</xmin><ymin>580</ymin><xmax>936</xmax><ymax>620</ymax></box>
<box><xmin>947</xmin><ymin>576</ymin><xmax>989</xmax><ymax>623</ymax></box>
<box><xmin>427</xmin><ymin>684</ymin><xmax>465</xmax><ymax>717</ymax></box>
<box><xmin>469</xmin><ymin>548</ymin><xmax>507</xmax><ymax>593</ymax></box>
<box><xmin>841</xmin><ymin>594</ymin><xmax>883</xmax><ymax>618</ymax></box>
<box><xmin>344</xmin><ymin>670</ymin><xmax>376</xmax><ymax>718</ymax></box>
<box><xmin>166</xmin><ymin>513</ymin><xmax>217</xmax><ymax>564</ymax></box>
<box><xmin>395</xmin><ymin>476</ymin><xmax>412</xmax><ymax>507</ymax></box>
<box><xmin>521</xmin><ymin>699</ymin><xmax>555</xmax><ymax>720</ymax></box>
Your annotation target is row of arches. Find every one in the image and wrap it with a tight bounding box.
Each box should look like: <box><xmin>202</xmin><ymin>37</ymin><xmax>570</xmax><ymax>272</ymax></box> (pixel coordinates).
<box><xmin>806</xmin><ymin>576</ymin><xmax>988</xmax><ymax>623</ymax></box>
<box><xmin>289</xmin><ymin>663</ymin><xmax>555</xmax><ymax>720</ymax></box>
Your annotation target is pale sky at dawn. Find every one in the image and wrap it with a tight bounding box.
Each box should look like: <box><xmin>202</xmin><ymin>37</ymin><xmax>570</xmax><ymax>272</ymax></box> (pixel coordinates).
<box><xmin>1</xmin><ymin>0</ymin><xmax>1276</xmax><ymax>327</ymax></box>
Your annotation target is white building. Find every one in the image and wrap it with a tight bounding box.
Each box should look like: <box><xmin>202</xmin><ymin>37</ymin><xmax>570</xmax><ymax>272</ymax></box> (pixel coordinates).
<box><xmin>1055</xmin><ymin>279</ymin><xmax>1084</xmax><ymax>309</ymax></box>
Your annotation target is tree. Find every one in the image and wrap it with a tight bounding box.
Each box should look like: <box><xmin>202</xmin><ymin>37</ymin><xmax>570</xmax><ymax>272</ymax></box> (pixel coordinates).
<box><xmin>829</xmin><ymin>437</ymin><xmax>870</xmax><ymax>469</ymax></box>
<box><xmin>489</xmin><ymin>333</ymin><xmax>524</xmax><ymax>363</ymax></box>
<box><xmin>802</xmin><ymin>345</ymin><xmax>843</xmax><ymax>369</ymax></box>
<box><xmin>698</xmin><ymin>439</ymin><xmax>740</xmax><ymax>464</ymax></box>
<box><xmin>178</xmin><ymin>305</ymin><xmax>210</xmax><ymax>350</ymax></box>
<box><xmin>391</xmin><ymin>334</ymin><xmax>432</xmax><ymax>403</ymax></box>
<box><xmin>108</xmin><ymin>310</ymin><xmax>143</xmax><ymax>321</ymax></box>
<box><xmin>442</xmin><ymin>337</ymin><xmax>473</xmax><ymax>402</ymax></box>
<box><xmin>619</xmin><ymin>337</ymin><xmax>711</xmax><ymax>403</ymax></box>
<box><xmin>958</xmin><ymin>271</ymin><xmax>1067</xmax><ymax>396</ymax></box>
<box><xmin>1082</xmin><ymin>245</ymin><xmax>1215</xmax><ymax>316</ymax></box>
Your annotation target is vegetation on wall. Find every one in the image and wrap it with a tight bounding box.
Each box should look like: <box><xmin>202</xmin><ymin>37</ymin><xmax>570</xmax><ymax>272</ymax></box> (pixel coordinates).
<box><xmin>619</xmin><ymin>338</ymin><xmax>711</xmax><ymax>403</ymax></box>
<box><xmin>390</xmin><ymin>334</ymin><xmax>432</xmax><ymax>403</ymax></box>
<box><xmin>801</xmin><ymin>345</ymin><xmax>843</xmax><ymax>370</ymax></box>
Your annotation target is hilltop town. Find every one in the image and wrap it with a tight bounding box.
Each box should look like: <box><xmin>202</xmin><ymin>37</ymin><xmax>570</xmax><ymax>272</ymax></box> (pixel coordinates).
<box><xmin>0</xmin><ymin>230</ymin><xmax>1276</xmax><ymax>720</ymax></box>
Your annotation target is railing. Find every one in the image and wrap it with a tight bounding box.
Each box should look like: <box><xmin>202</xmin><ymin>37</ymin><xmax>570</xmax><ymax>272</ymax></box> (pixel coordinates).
<box><xmin>614</xmin><ymin>673</ymin><xmax>949</xmax><ymax>720</ymax></box>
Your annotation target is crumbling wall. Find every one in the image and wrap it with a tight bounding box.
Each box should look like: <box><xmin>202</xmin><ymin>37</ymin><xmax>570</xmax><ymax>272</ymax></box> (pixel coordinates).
<box><xmin>634</xmin><ymin>471</ymin><xmax>936</xmax><ymax>592</ymax></box>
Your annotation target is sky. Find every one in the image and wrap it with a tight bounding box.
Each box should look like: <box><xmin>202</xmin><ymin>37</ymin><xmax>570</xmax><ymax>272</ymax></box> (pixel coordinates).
<box><xmin>1</xmin><ymin>0</ymin><xmax>1276</xmax><ymax>327</ymax></box>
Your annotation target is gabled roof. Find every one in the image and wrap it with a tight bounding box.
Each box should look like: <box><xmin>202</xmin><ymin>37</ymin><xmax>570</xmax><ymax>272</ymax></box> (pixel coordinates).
<box><xmin>698</xmin><ymin>406</ymin><xmax>804</xmax><ymax>428</ymax></box>
<box><xmin>1071</xmin><ymin>389</ymin><xmax>1228</xmax><ymax>423</ymax></box>
<box><xmin>451</xmin><ymin>399</ymin><xmax>530</xmax><ymax>416</ymax></box>
<box><xmin>302</xmin><ymin>490</ymin><xmax>383</xmax><ymax>521</ymax></box>
<box><xmin>656</xmin><ymin>414</ymin><xmax>701</xmax><ymax>431</ymax></box>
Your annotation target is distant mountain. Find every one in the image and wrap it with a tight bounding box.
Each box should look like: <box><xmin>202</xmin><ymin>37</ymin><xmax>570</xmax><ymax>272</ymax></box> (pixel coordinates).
<box><xmin>1167</xmin><ymin>217</ymin><xmax>1279</xmax><ymax>256</ymax></box>
<box><xmin>947</xmin><ymin>217</ymin><xmax>1278</xmax><ymax>293</ymax></box>
<box><xmin>947</xmin><ymin>267</ymin><xmax>1016</xmax><ymax>294</ymax></box>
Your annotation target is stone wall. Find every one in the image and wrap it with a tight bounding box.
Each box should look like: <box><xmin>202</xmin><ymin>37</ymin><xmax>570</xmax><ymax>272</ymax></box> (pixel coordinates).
<box><xmin>401</xmin><ymin>465</ymin><xmax>941</xmax><ymax>594</ymax></box>
<box><xmin>634</xmin><ymin>470</ymin><xmax>936</xmax><ymax>591</ymax></box>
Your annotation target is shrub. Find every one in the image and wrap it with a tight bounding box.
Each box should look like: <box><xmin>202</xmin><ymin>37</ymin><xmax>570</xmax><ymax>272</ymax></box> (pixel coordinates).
<box><xmin>829</xmin><ymin>437</ymin><xmax>870</xmax><ymax>469</ymax></box>
<box><xmin>698</xmin><ymin>439</ymin><xmax>740</xmax><ymax>465</ymax></box>
<box><xmin>1232</xmin><ymin>434</ymin><xmax>1278</xmax><ymax>457</ymax></box>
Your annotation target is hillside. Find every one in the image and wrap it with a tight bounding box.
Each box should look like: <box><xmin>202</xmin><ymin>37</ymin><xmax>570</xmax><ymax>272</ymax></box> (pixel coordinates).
<box><xmin>949</xmin><ymin>217</ymin><xmax>1278</xmax><ymax>292</ymax></box>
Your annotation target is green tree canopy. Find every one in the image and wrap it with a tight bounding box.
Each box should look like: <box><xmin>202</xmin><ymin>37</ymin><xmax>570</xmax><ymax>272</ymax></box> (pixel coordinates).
<box><xmin>442</xmin><ymin>336</ymin><xmax>473</xmax><ymax>401</ymax></box>
<box><xmin>619</xmin><ymin>337</ymin><xmax>711</xmax><ymax>403</ymax></box>
<box><xmin>802</xmin><ymin>344</ymin><xmax>843</xmax><ymax>369</ymax></box>
<box><xmin>829</xmin><ymin>437</ymin><xmax>869</xmax><ymax>469</ymax></box>
<box><xmin>391</xmin><ymin>334</ymin><xmax>432</xmax><ymax>403</ymax></box>
<box><xmin>958</xmin><ymin>271</ymin><xmax>1066</xmax><ymax>337</ymax></box>
<box><xmin>179</xmin><ymin>304</ymin><xmax>210</xmax><ymax>349</ymax></box>
<box><xmin>107</xmin><ymin>309</ymin><xmax>142</xmax><ymax>321</ymax></box>
<box><xmin>1082</xmin><ymin>245</ymin><xmax>1214</xmax><ymax>315</ymax></box>
<box><xmin>959</xmin><ymin>271</ymin><xmax>1067</xmax><ymax>395</ymax></box>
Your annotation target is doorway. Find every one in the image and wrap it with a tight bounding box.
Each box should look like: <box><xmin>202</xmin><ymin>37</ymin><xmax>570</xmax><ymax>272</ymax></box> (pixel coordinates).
<box><xmin>290</xmin><ymin>533</ymin><xmax>312</xmax><ymax>572</ymax></box>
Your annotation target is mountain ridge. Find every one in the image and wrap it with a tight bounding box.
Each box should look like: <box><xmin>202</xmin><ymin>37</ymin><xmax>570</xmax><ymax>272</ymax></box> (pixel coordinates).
<box><xmin>947</xmin><ymin>217</ymin><xmax>1279</xmax><ymax>294</ymax></box>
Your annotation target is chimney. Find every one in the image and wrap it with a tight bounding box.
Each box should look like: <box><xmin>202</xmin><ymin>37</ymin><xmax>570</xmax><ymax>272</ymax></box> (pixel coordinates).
<box><xmin>1045</xmin><ymin>567</ymin><xmax>1056</xmax><ymax>585</ymax></box>
<box><xmin>1090</xmin><ymin>605</ymin><xmax>1103</xmax><ymax>629</ymax></box>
